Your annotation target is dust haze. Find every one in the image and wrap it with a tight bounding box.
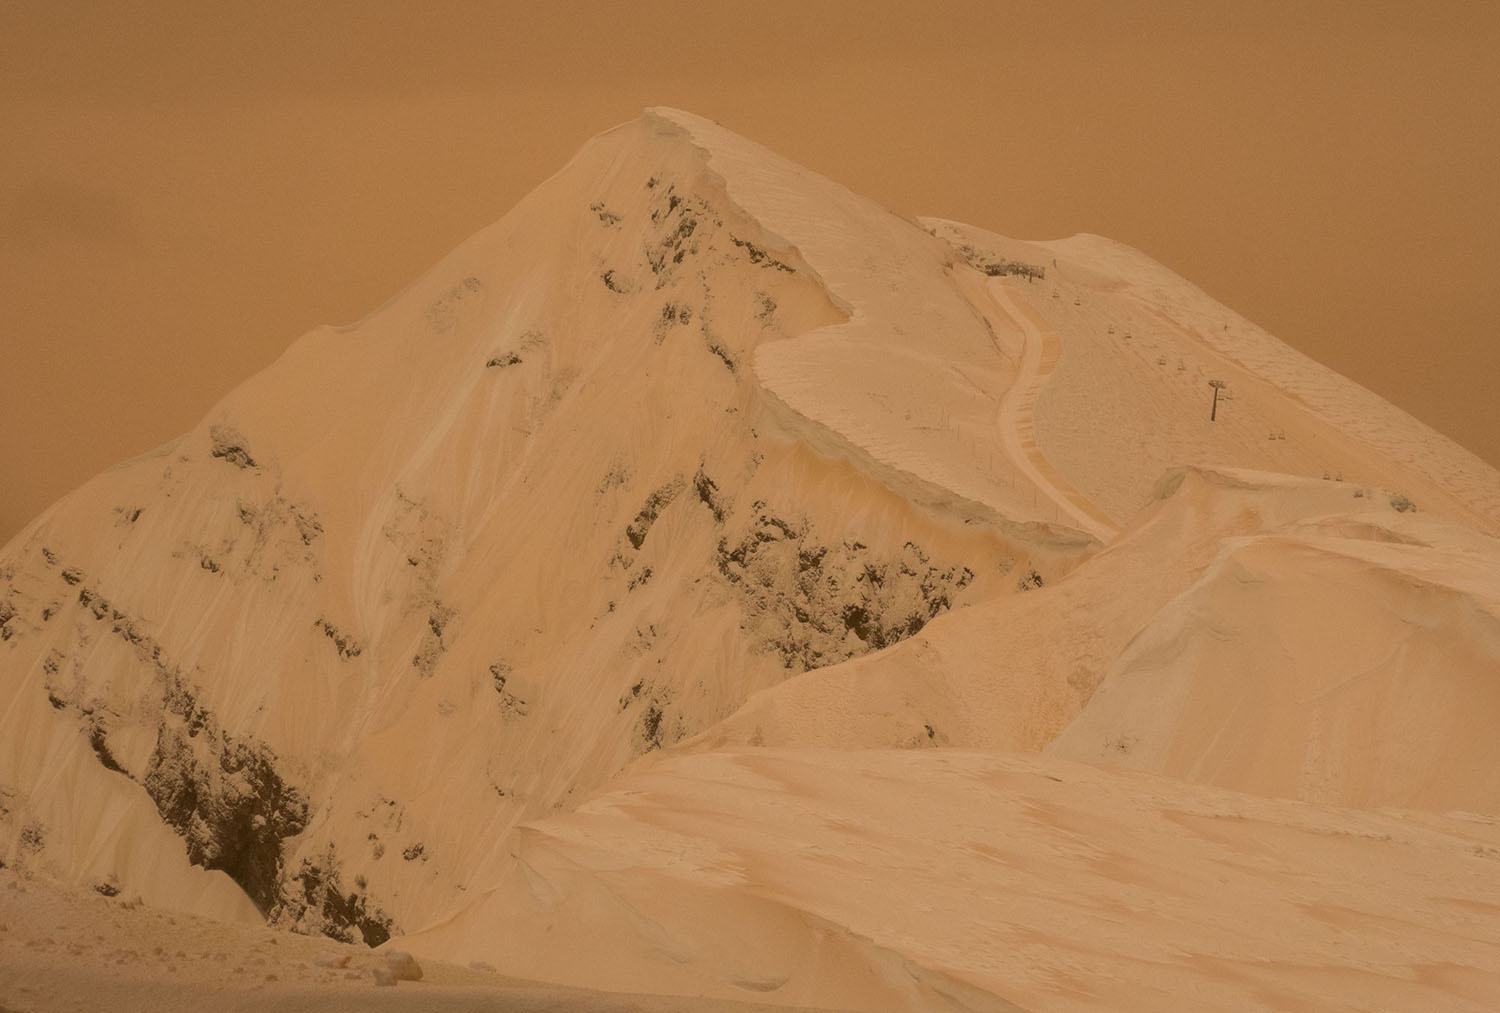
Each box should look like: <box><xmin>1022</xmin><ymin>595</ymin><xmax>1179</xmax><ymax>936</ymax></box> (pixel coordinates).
<box><xmin>3</xmin><ymin>2</ymin><xmax>1498</xmax><ymax>544</ymax></box>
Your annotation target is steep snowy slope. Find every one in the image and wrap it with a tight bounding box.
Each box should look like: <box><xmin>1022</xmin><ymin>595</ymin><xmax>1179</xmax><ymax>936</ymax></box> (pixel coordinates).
<box><xmin>0</xmin><ymin>108</ymin><xmax>1080</xmax><ymax>943</ymax></box>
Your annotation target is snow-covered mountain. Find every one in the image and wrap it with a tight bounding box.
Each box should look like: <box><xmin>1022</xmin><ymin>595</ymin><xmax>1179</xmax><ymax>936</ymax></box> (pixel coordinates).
<box><xmin>3</xmin><ymin>108</ymin><xmax>1498</xmax><ymax>1010</ymax></box>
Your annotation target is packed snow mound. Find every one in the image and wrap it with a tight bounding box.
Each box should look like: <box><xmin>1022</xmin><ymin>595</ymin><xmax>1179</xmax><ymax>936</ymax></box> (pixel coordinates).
<box><xmin>1048</xmin><ymin>490</ymin><xmax>1500</xmax><ymax>811</ymax></box>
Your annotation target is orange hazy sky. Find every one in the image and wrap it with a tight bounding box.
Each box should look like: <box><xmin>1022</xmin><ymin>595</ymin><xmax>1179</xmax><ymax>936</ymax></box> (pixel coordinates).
<box><xmin>3</xmin><ymin>1</ymin><xmax>1498</xmax><ymax>544</ymax></box>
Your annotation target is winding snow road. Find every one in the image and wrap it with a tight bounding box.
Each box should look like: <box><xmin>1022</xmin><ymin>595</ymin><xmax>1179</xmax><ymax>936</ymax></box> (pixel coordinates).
<box><xmin>986</xmin><ymin>277</ymin><xmax>1120</xmax><ymax>542</ymax></box>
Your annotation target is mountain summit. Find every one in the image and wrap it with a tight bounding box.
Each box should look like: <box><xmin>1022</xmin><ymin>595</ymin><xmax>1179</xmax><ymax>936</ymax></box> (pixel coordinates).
<box><xmin>3</xmin><ymin>109</ymin><xmax>1499</xmax><ymax>1009</ymax></box>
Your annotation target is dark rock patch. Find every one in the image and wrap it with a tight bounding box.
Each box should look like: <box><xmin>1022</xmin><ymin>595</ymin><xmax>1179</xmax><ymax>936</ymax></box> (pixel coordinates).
<box><xmin>653</xmin><ymin>301</ymin><xmax>693</xmax><ymax>343</ymax></box>
<box><xmin>729</xmin><ymin>235</ymin><xmax>795</xmax><ymax>273</ymax></box>
<box><xmin>693</xmin><ymin>467</ymin><xmax>730</xmax><ymax>523</ymax></box>
<box><xmin>314</xmin><ymin>618</ymin><xmax>362</xmax><ymax>660</ymax></box>
<box><xmin>948</xmin><ymin>241</ymin><xmax>1046</xmax><ymax>282</ymax></box>
<box><xmin>425</xmin><ymin>276</ymin><xmax>484</xmax><ymax>334</ymax></box>
<box><xmin>716</xmin><ymin>507</ymin><xmax>976</xmax><ymax>671</ymax></box>
<box><xmin>645</xmin><ymin>184</ymin><xmax>717</xmax><ymax>285</ymax></box>
<box><xmin>619</xmin><ymin>681</ymin><xmax>676</xmax><ymax>753</ymax></box>
<box><xmin>596</xmin><ymin>464</ymin><xmax>631</xmax><ymax>494</ymax></box>
<box><xmin>589</xmin><ymin>201</ymin><xmax>622</xmax><ymax>226</ymax></box>
<box><xmin>142</xmin><ymin>673</ymin><xmax>309</xmax><ymax>915</ymax></box>
<box><xmin>412</xmin><ymin>601</ymin><xmax>457</xmax><ymax>678</ymax></box>
<box><xmin>704</xmin><ymin>331</ymin><xmax>738</xmax><ymax>373</ymax></box>
<box><xmin>87</xmin><ymin>719</ymin><xmax>127</xmax><ymax>774</ymax></box>
<box><xmin>625</xmin><ymin>476</ymin><xmax>686</xmax><ymax>550</ymax></box>
<box><xmin>290</xmin><ymin>507</ymin><xmax>323</xmax><ymax>546</ymax></box>
<box><xmin>489</xmin><ymin>662</ymin><xmax>529</xmax><ymax>718</ymax></box>
<box><xmin>276</xmin><ymin>847</ymin><xmax>395</xmax><ymax>948</ymax></box>
<box><xmin>209</xmin><ymin>425</ymin><xmax>257</xmax><ymax>469</ymax></box>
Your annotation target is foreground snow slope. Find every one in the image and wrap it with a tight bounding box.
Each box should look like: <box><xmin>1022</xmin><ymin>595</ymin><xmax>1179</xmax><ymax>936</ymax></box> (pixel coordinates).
<box><xmin>411</xmin><ymin>748</ymin><xmax>1500</xmax><ymax>1011</ymax></box>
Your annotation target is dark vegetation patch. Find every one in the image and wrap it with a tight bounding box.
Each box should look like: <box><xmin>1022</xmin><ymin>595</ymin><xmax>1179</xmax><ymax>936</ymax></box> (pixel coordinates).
<box><xmin>485</xmin><ymin>351</ymin><xmax>522</xmax><ymax>368</ymax></box>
